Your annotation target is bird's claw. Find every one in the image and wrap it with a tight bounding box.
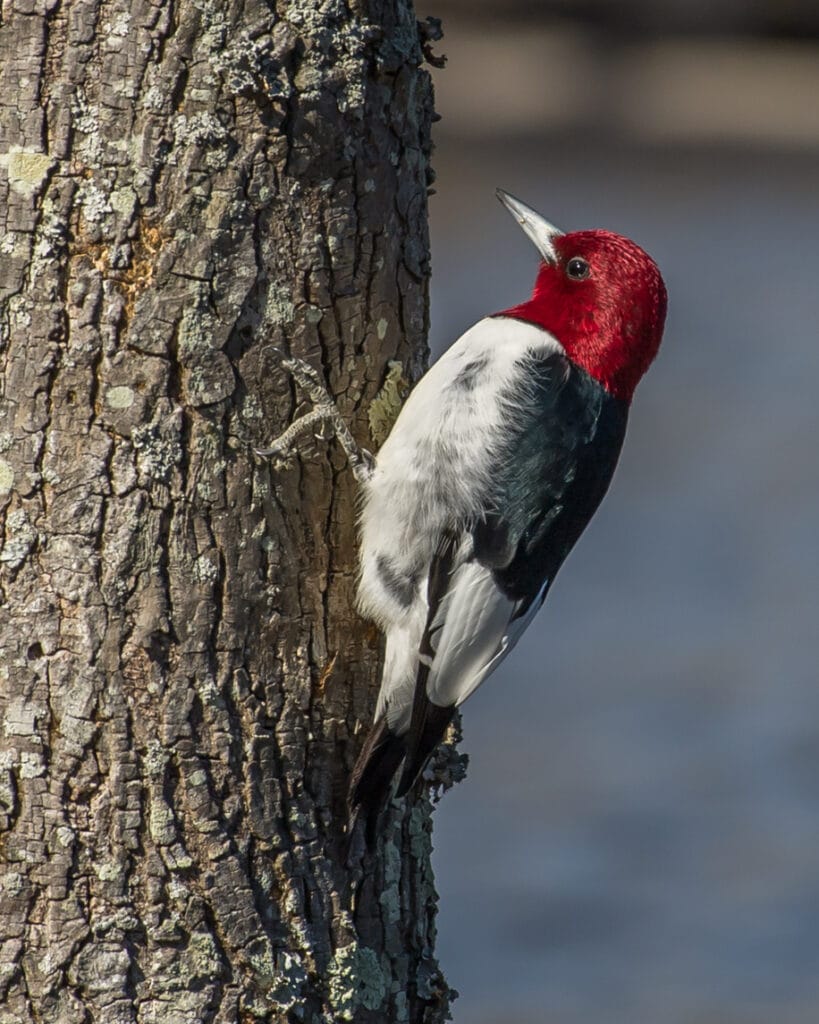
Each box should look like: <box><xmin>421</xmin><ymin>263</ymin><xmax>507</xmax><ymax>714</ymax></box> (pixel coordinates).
<box><xmin>256</xmin><ymin>347</ymin><xmax>375</xmax><ymax>484</ymax></box>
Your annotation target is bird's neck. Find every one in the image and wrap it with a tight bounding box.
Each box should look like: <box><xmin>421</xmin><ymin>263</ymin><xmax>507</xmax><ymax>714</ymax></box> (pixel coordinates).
<box><xmin>497</xmin><ymin>298</ymin><xmax>643</xmax><ymax>402</ymax></box>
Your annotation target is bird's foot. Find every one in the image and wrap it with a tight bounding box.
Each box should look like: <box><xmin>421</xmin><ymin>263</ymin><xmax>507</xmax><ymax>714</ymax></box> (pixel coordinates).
<box><xmin>255</xmin><ymin>348</ymin><xmax>375</xmax><ymax>483</ymax></box>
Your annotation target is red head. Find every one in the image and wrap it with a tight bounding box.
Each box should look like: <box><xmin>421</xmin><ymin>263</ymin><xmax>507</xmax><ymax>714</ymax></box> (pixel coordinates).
<box><xmin>496</xmin><ymin>191</ymin><xmax>667</xmax><ymax>402</ymax></box>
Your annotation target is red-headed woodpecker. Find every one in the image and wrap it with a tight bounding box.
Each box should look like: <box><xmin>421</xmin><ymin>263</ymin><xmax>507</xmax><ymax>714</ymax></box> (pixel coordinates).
<box><xmin>349</xmin><ymin>190</ymin><xmax>667</xmax><ymax>834</ymax></box>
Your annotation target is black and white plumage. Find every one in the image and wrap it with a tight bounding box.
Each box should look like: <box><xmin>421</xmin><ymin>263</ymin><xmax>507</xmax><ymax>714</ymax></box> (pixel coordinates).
<box><xmin>350</xmin><ymin>319</ymin><xmax>626</xmax><ymax>821</ymax></box>
<box><xmin>348</xmin><ymin>191</ymin><xmax>666</xmax><ymax>836</ymax></box>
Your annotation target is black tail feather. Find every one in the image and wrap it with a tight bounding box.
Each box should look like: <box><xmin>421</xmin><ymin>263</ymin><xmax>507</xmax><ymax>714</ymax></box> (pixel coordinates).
<box><xmin>348</xmin><ymin>715</ymin><xmax>406</xmax><ymax>845</ymax></box>
<box><xmin>396</xmin><ymin>535</ymin><xmax>459</xmax><ymax>798</ymax></box>
<box><xmin>395</xmin><ymin>702</ymin><xmax>455</xmax><ymax>798</ymax></box>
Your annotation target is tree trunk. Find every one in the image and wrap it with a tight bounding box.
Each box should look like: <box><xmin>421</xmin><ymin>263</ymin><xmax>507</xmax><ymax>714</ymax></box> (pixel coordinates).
<box><xmin>0</xmin><ymin>0</ymin><xmax>454</xmax><ymax>1020</ymax></box>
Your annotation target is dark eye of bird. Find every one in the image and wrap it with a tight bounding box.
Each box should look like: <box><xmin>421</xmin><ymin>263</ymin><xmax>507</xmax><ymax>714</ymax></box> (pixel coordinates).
<box><xmin>566</xmin><ymin>256</ymin><xmax>590</xmax><ymax>281</ymax></box>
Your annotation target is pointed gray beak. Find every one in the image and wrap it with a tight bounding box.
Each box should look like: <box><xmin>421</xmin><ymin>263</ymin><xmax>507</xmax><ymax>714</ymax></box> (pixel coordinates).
<box><xmin>496</xmin><ymin>188</ymin><xmax>563</xmax><ymax>265</ymax></box>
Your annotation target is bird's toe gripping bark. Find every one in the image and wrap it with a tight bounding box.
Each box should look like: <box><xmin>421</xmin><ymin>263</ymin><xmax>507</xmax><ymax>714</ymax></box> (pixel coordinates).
<box><xmin>254</xmin><ymin>347</ymin><xmax>374</xmax><ymax>483</ymax></box>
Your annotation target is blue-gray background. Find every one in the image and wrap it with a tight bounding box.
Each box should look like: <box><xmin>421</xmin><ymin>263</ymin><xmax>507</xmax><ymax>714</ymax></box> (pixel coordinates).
<box><xmin>417</xmin><ymin>3</ymin><xmax>819</xmax><ymax>1021</ymax></box>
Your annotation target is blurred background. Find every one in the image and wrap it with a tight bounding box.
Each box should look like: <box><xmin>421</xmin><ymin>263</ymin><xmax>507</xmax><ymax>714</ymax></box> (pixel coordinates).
<box><xmin>414</xmin><ymin>2</ymin><xmax>819</xmax><ymax>1022</ymax></box>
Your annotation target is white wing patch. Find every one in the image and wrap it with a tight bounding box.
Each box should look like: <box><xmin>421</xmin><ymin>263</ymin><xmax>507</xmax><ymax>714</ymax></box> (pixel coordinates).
<box><xmin>374</xmin><ymin>552</ymin><xmax>548</xmax><ymax>736</ymax></box>
<box><xmin>426</xmin><ymin>554</ymin><xmax>548</xmax><ymax>709</ymax></box>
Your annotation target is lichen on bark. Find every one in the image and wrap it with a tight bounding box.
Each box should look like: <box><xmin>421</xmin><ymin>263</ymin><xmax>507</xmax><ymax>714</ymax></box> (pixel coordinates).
<box><xmin>0</xmin><ymin>0</ymin><xmax>453</xmax><ymax>1021</ymax></box>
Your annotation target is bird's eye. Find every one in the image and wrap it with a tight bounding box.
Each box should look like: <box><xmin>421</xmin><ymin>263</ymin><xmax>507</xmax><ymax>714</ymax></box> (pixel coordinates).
<box><xmin>566</xmin><ymin>257</ymin><xmax>590</xmax><ymax>281</ymax></box>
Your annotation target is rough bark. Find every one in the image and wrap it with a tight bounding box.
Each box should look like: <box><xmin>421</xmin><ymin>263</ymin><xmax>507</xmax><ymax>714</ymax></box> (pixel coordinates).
<box><xmin>0</xmin><ymin>0</ymin><xmax>455</xmax><ymax>1021</ymax></box>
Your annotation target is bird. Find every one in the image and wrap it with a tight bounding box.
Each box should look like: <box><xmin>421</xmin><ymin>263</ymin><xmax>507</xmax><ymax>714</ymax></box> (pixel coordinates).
<box><xmin>348</xmin><ymin>189</ymin><xmax>667</xmax><ymax>838</ymax></box>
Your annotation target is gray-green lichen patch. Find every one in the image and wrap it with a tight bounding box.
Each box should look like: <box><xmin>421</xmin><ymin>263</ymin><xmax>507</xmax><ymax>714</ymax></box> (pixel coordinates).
<box><xmin>241</xmin><ymin>950</ymin><xmax>307</xmax><ymax>1016</ymax></box>
<box><xmin>77</xmin><ymin>180</ymin><xmax>113</xmax><ymax>225</ymax></box>
<box><xmin>0</xmin><ymin>509</ymin><xmax>37</xmax><ymax>570</ymax></box>
<box><xmin>378</xmin><ymin>839</ymin><xmax>402</xmax><ymax>925</ymax></box>
<box><xmin>0</xmin><ymin>869</ymin><xmax>25</xmax><ymax>898</ymax></box>
<box><xmin>70</xmin><ymin>90</ymin><xmax>104</xmax><ymax>165</ymax></box>
<box><xmin>172</xmin><ymin>112</ymin><xmax>229</xmax><ymax>148</ymax></box>
<box><xmin>105</xmin><ymin>385</ymin><xmax>135</xmax><ymax>410</ymax></box>
<box><xmin>192</xmin><ymin>554</ymin><xmax>220</xmax><ymax>583</ymax></box>
<box><xmin>212</xmin><ymin>29</ymin><xmax>292</xmax><ymax>100</ymax></box>
<box><xmin>172</xmin><ymin>112</ymin><xmax>232</xmax><ymax>170</ymax></box>
<box><xmin>240</xmin><ymin>391</ymin><xmax>263</xmax><ymax>424</ymax></box>
<box><xmin>30</xmin><ymin>192</ymin><xmax>71</xmax><ymax>272</ymax></box>
<box><xmin>54</xmin><ymin>825</ymin><xmax>75</xmax><ymax>849</ymax></box>
<box><xmin>0</xmin><ymin>148</ymin><xmax>55</xmax><ymax>196</ymax></box>
<box><xmin>178</xmin><ymin>304</ymin><xmax>219</xmax><ymax>358</ymax></box>
<box><xmin>109</xmin><ymin>11</ymin><xmax>131</xmax><ymax>37</ymax></box>
<box><xmin>132</xmin><ymin>418</ymin><xmax>182</xmax><ymax>483</ymax></box>
<box><xmin>244</xmin><ymin>936</ymin><xmax>280</xmax><ymax>988</ymax></box>
<box><xmin>144</xmin><ymin>740</ymin><xmax>168</xmax><ymax>778</ymax></box>
<box><xmin>142</xmin><ymin>85</ymin><xmax>165</xmax><ymax>112</ymax></box>
<box><xmin>0</xmin><ymin>459</ymin><xmax>13</xmax><ymax>494</ymax></box>
<box><xmin>148</xmin><ymin>795</ymin><xmax>176</xmax><ymax>847</ymax></box>
<box><xmin>408</xmin><ymin>800</ymin><xmax>436</xmax><ymax>861</ymax></box>
<box><xmin>327</xmin><ymin>943</ymin><xmax>387</xmax><ymax>1019</ymax></box>
<box><xmin>18</xmin><ymin>750</ymin><xmax>46</xmax><ymax>779</ymax></box>
<box><xmin>109</xmin><ymin>186</ymin><xmax>137</xmax><ymax>221</ymax></box>
<box><xmin>368</xmin><ymin>360</ymin><xmax>408</xmax><ymax>447</ymax></box>
<box><xmin>285</xmin><ymin>9</ymin><xmax>377</xmax><ymax>114</ymax></box>
<box><xmin>7</xmin><ymin>295</ymin><xmax>32</xmax><ymax>335</ymax></box>
<box><xmin>264</xmin><ymin>283</ymin><xmax>295</xmax><ymax>326</ymax></box>
<box><xmin>93</xmin><ymin>857</ymin><xmax>125</xmax><ymax>884</ymax></box>
<box><xmin>138</xmin><ymin>922</ymin><xmax>222</xmax><ymax>1022</ymax></box>
<box><xmin>184</xmin><ymin>354</ymin><xmax>235</xmax><ymax>406</ymax></box>
<box><xmin>186</xmin><ymin>928</ymin><xmax>222</xmax><ymax>982</ymax></box>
